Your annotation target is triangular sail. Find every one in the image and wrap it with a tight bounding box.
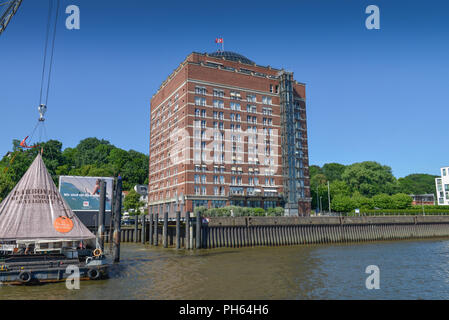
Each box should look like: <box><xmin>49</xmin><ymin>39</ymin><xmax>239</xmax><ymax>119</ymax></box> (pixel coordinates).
<box><xmin>0</xmin><ymin>153</ymin><xmax>95</xmax><ymax>241</ymax></box>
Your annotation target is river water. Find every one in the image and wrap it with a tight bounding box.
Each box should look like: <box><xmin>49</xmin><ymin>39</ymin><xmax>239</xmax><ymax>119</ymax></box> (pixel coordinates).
<box><xmin>2</xmin><ymin>239</ymin><xmax>449</xmax><ymax>300</ymax></box>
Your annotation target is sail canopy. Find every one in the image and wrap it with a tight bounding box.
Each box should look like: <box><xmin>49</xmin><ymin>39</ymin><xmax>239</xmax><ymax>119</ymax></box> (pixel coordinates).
<box><xmin>0</xmin><ymin>153</ymin><xmax>95</xmax><ymax>241</ymax></box>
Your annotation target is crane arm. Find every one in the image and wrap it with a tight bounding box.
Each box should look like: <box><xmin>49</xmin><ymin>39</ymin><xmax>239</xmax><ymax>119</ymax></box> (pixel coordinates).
<box><xmin>0</xmin><ymin>0</ymin><xmax>22</xmax><ymax>36</ymax></box>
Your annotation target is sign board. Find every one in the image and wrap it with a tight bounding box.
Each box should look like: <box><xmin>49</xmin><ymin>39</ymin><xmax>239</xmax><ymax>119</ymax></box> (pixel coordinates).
<box><xmin>355</xmin><ymin>208</ymin><xmax>360</xmax><ymax>214</ymax></box>
<box><xmin>59</xmin><ymin>176</ymin><xmax>114</xmax><ymax>212</ymax></box>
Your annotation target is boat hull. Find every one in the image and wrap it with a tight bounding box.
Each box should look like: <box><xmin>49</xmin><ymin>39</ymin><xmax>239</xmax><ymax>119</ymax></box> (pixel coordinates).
<box><xmin>0</xmin><ymin>254</ymin><xmax>109</xmax><ymax>285</ymax></box>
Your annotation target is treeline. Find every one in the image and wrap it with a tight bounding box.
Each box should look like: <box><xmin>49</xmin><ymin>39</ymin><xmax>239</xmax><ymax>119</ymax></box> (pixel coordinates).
<box><xmin>311</xmin><ymin>162</ymin><xmax>438</xmax><ymax>213</ymax></box>
<box><xmin>0</xmin><ymin>138</ymin><xmax>149</xmax><ymax>202</ymax></box>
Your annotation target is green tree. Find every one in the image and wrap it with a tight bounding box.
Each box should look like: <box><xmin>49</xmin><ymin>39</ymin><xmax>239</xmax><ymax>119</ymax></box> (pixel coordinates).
<box><xmin>0</xmin><ymin>171</ymin><xmax>15</xmax><ymax>202</ymax></box>
<box><xmin>331</xmin><ymin>195</ymin><xmax>356</xmax><ymax>213</ymax></box>
<box><xmin>329</xmin><ymin>180</ymin><xmax>351</xmax><ymax>198</ymax></box>
<box><xmin>123</xmin><ymin>189</ymin><xmax>144</xmax><ymax>215</ymax></box>
<box><xmin>398</xmin><ymin>174</ymin><xmax>438</xmax><ymax>196</ymax></box>
<box><xmin>391</xmin><ymin>193</ymin><xmax>412</xmax><ymax>209</ymax></box>
<box><xmin>322</xmin><ymin>163</ymin><xmax>346</xmax><ymax>182</ymax></box>
<box><xmin>372</xmin><ymin>194</ymin><xmax>393</xmax><ymax>209</ymax></box>
<box><xmin>351</xmin><ymin>192</ymin><xmax>374</xmax><ymax>209</ymax></box>
<box><xmin>341</xmin><ymin>161</ymin><xmax>398</xmax><ymax>197</ymax></box>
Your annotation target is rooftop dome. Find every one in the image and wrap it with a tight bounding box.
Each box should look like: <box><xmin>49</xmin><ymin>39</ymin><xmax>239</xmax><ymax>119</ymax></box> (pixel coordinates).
<box><xmin>208</xmin><ymin>51</ymin><xmax>255</xmax><ymax>65</ymax></box>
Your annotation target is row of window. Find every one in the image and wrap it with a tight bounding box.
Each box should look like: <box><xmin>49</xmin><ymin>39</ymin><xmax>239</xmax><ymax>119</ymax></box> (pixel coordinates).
<box><xmin>196</xmin><ymin>86</ymin><xmax>276</xmax><ymax>102</ymax></box>
<box><xmin>195</xmin><ymin>95</ymin><xmax>272</xmax><ymax>106</ymax></box>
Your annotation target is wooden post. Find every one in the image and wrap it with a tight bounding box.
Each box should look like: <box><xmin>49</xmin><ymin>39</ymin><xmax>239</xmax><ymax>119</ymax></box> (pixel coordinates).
<box><xmin>141</xmin><ymin>214</ymin><xmax>146</xmax><ymax>244</ymax></box>
<box><xmin>154</xmin><ymin>213</ymin><xmax>159</xmax><ymax>246</ymax></box>
<box><xmin>185</xmin><ymin>211</ymin><xmax>190</xmax><ymax>249</ymax></box>
<box><xmin>97</xmin><ymin>180</ymin><xmax>106</xmax><ymax>252</ymax></box>
<box><xmin>149</xmin><ymin>213</ymin><xmax>154</xmax><ymax>245</ymax></box>
<box><xmin>196</xmin><ymin>211</ymin><xmax>201</xmax><ymax>249</ymax></box>
<box><xmin>163</xmin><ymin>212</ymin><xmax>168</xmax><ymax>248</ymax></box>
<box><xmin>112</xmin><ymin>177</ymin><xmax>123</xmax><ymax>263</ymax></box>
<box><xmin>134</xmin><ymin>215</ymin><xmax>139</xmax><ymax>242</ymax></box>
<box><xmin>189</xmin><ymin>212</ymin><xmax>194</xmax><ymax>249</ymax></box>
<box><xmin>176</xmin><ymin>211</ymin><xmax>180</xmax><ymax>249</ymax></box>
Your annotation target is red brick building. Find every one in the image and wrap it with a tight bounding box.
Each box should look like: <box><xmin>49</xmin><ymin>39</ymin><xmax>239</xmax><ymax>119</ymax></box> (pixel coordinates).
<box><xmin>148</xmin><ymin>51</ymin><xmax>311</xmax><ymax>216</ymax></box>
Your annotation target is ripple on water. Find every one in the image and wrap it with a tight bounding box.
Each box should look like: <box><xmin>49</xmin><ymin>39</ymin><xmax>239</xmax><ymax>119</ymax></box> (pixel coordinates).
<box><xmin>2</xmin><ymin>239</ymin><xmax>449</xmax><ymax>300</ymax></box>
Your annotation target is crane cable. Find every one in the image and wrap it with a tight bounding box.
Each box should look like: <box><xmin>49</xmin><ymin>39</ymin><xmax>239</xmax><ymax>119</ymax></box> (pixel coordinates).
<box><xmin>39</xmin><ymin>0</ymin><xmax>59</xmax><ymax>108</ymax></box>
<box><xmin>3</xmin><ymin>0</ymin><xmax>59</xmax><ymax>173</ymax></box>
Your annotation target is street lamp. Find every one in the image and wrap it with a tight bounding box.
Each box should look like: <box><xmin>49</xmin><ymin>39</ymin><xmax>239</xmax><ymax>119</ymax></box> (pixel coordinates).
<box><xmin>319</xmin><ymin>196</ymin><xmax>322</xmax><ymax>214</ymax></box>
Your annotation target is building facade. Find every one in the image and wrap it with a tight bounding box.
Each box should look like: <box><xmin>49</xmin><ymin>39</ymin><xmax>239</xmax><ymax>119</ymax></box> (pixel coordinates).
<box><xmin>148</xmin><ymin>51</ymin><xmax>311</xmax><ymax>216</ymax></box>
<box><xmin>436</xmin><ymin>167</ymin><xmax>449</xmax><ymax>205</ymax></box>
<box><xmin>410</xmin><ymin>194</ymin><xmax>435</xmax><ymax>206</ymax></box>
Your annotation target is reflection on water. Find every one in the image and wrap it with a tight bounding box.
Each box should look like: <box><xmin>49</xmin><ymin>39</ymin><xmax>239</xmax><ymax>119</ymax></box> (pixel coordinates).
<box><xmin>2</xmin><ymin>239</ymin><xmax>449</xmax><ymax>300</ymax></box>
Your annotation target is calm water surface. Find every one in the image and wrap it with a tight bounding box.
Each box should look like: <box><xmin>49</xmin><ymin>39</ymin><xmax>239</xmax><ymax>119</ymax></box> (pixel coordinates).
<box><xmin>2</xmin><ymin>239</ymin><xmax>449</xmax><ymax>299</ymax></box>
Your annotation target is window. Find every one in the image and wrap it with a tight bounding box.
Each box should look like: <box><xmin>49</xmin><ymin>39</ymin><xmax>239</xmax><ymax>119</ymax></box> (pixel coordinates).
<box><xmin>230</xmin><ymin>102</ymin><xmax>241</xmax><ymax>111</ymax></box>
<box><xmin>262</xmin><ymin>107</ymin><xmax>272</xmax><ymax>115</ymax></box>
<box><xmin>213</xmin><ymin>99</ymin><xmax>224</xmax><ymax>108</ymax></box>
<box><xmin>195</xmin><ymin>97</ymin><xmax>206</xmax><ymax>106</ymax></box>
<box><xmin>247</xmin><ymin>94</ymin><xmax>257</xmax><ymax>103</ymax></box>
<box><xmin>262</xmin><ymin>96</ymin><xmax>272</xmax><ymax>105</ymax></box>
<box><xmin>247</xmin><ymin>105</ymin><xmax>257</xmax><ymax>113</ymax></box>
<box><xmin>230</xmin><ymin>91</ymin><xmax>241</xmax><ymax>100</ymax></box>
<box><xmin>444</xmin><ymin>169</ymin><xmax>447</xmax><ymax>176</ymax></box>
<box><xmin>195</xmin><ymin>86</ymin><xmax>207</xmax><ymax>95</ymax></box>
<box><xmin>201</xmin><ymin>109</ymin><xmax>206</xmax><ymax>117</ymax></box>
<box><xmin>213</xmin><ymin>89</ymin><xmax>224</xmax><ymax>97</ymax></box>
<box><xmin>270</xmin><ymin>84</ymin><xmax>273</xmax><ymax>93</ymax></box>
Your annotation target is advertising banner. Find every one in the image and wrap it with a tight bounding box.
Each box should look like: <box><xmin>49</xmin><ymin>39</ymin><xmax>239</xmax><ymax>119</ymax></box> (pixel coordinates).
<box><xmin>59</xmin><ymin>176</ymin><xmax>114</xmax><ymax>212</ymax></box>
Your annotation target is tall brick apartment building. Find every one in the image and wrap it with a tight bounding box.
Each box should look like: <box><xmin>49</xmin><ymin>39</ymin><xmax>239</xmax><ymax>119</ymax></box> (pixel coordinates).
<box><xmin>149</xmin><ymin>51</ymin><xmax>311</xmax><ymax>216</ymax></box>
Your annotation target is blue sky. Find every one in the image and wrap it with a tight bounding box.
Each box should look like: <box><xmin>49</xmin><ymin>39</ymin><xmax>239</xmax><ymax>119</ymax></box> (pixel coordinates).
<box><xmin>1</xmin><ymin>0</ymin><xmax>448</xmax><ymax>178</ymax></box>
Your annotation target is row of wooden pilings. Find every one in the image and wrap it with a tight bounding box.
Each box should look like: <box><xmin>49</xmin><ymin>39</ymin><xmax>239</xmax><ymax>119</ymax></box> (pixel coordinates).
<box><xmin>101</xmin><ymin>212</ymin><xmax>204</xmax><ymax>249</ymax></box>
<box><xmin>98</xmin><ymin>215</ymin><xmax>449</xmax><ymax>249</ymax></box>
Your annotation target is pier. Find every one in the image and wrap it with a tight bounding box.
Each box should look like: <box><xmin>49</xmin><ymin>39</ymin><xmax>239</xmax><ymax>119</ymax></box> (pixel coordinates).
<box><xmin>95</xmin><ymin>215</ymin><xmax>449</xmax><ymax>249</ymax></box>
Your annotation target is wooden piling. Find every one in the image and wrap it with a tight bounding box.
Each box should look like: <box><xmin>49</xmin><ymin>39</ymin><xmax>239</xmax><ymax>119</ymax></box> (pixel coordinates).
<box><xmin>112</xmin><ymin>177</ymin><xmax>122</xmax><ymax>263</ymax></box>
<box><xmin>163</xmin><ymin>212</ymin><xmax>168</xmax><ymax>248</ymax></box>
<box><xmin>175</xmin><ymin>211</ymin><xmax>180</xmax><ymax>249</ymax></box>
<box><xmin>196</xmin><ymin>212</ymin><xmax>201</xmax><ymax>249</ymax></box>
<box><xmin>149</xmin><ymin>213</ymin><xmax>153</xmax><ymax>245</ymax></box>
<box><xmin>141</xmin><ymin>215</ymin><xmax>146</xmax><ymax>244</ymax></box>
<box><xmin>154</xmin><ymin>213</ymin><xmax>159</xmax><ymax>246</ymax></box>
<box><xmin>185</xmin><ymin>211</ymin><xmax>190</xmax><ymax>249</ymax></box>
<box><xmin>97</xmin><ymin>180</ymin><xmax>106</xmax><ymax>252</ymax></box>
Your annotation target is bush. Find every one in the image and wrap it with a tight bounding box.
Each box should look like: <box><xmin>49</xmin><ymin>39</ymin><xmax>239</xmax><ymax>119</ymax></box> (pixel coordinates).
<box><xmin>352</xmin><ymin>192</ymin><xmax>374</xmax><ymax>209</ymax></box>
<box><xmin>331</xmin><ymin>195</ymin><xmax>356</xmax><ymax>213</ymax></box>
<box><xmin>372</xmin><ymin>194</ymin><xmax>393</xmax><ymax>209</ymax></box>
<box><xmin>200</xmin><ymin>206</ymin><xmax>286</xmax><ymax>217</ymax></box>
<box><xmin>391</xmin><ymin>193</ymin><xmax>412</xmax><ymax>209</ymax></box>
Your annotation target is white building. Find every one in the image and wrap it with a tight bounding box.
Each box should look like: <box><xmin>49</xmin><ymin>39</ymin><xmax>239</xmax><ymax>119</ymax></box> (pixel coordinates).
<box><xmin>134</xmin><ymin>184</ymin><xmax>148</xmax><ymax>209</ymax></box>
<box><xmin>435</xmin><ymin>167</ymin><xmax>449</xmax><ymax>205</ymax></box>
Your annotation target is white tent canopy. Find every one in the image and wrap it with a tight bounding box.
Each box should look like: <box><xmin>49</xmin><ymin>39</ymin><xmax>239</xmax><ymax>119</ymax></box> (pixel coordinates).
<box><xmin>0</xmin><ymin>153</ymin><xmax>95</xmax><ymax>241</ymax></box>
